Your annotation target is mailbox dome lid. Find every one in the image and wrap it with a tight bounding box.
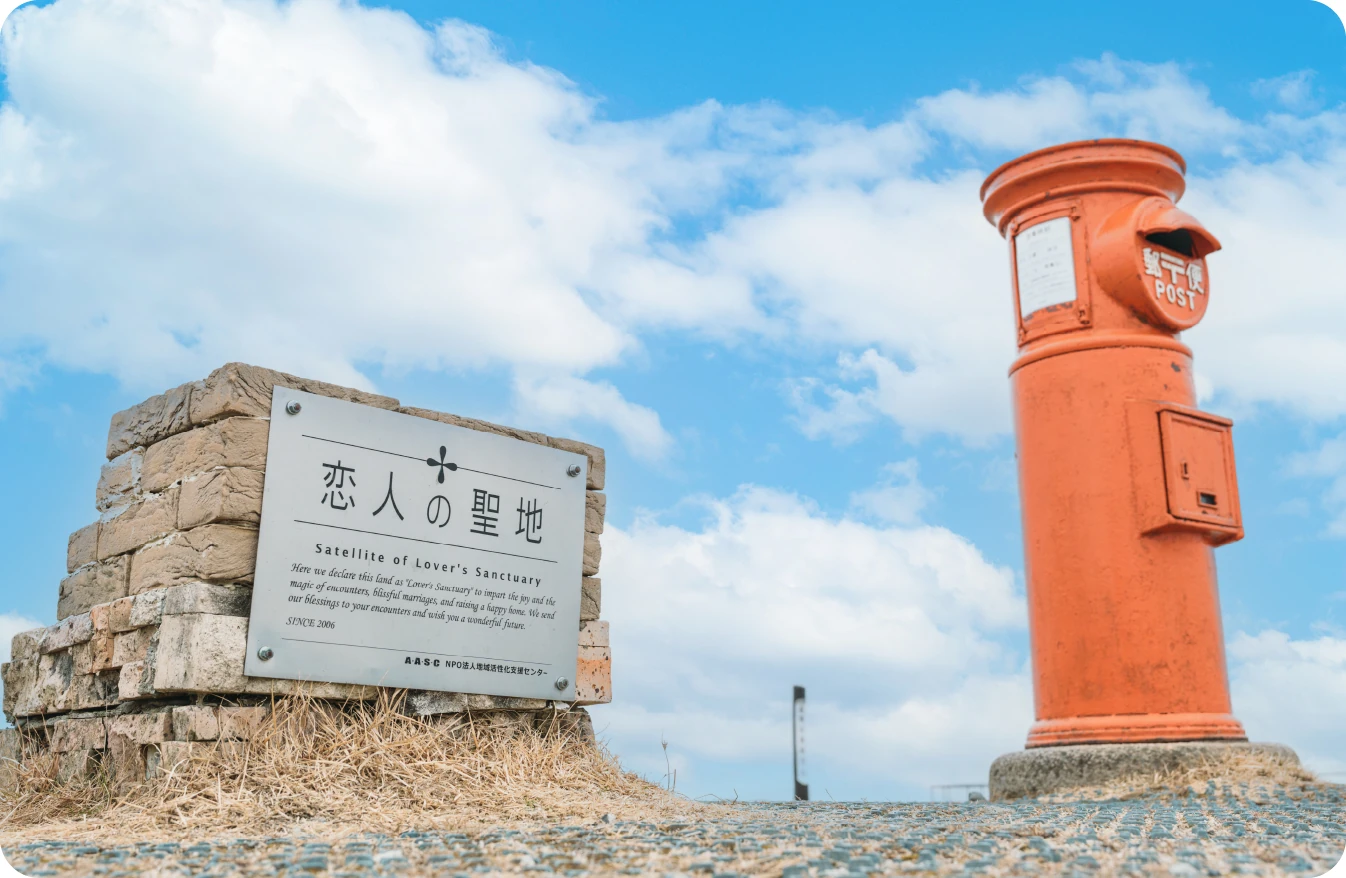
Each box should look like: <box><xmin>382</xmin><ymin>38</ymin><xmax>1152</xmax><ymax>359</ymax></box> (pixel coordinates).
<box><xmin>981</xmin><ymin>139</ymin><xmax>1187</xmax><ymax>234</ymax></box>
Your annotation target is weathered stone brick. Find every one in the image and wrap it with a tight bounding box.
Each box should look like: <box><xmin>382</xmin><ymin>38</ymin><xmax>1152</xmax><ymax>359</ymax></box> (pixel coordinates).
<box><xmin>130</xmin><ymin>589</ymin><xmax>167</xmax><ymax>628</ymax></box>
<box><xmin>57</xmin><ymin>557</ymin><xmax>130</xmax><ymax>620</ymax></box>
<box><xmin>407</xmin><ymin>692</ymin><xmax>550</xmax><ymax>716</ymax></box>
<box><xmin>190</xmin><ymin>362</ymin><xmax>398</xmax><ymax>424</ymax></box>
<box><xmin>163</xmin><ymin>582</ymin><xmax>252</xmax><ymax>617</ymax></box>
<box><xmin>97</xmin><ymin>449</ymin><xmax>143</xmax><ymax>512</ymax></box>
<box><xmin>98</xmin><ymin>487</ymin><xmax>180</xmax><ymax>559</ymax></box>
<box><xmin>67</xmin><ymin>522</ymin><xmax>99</xmax><ymax>573</ymax></box>
<box><xmin>552</xmin><ymin>707</ymin><xmax>596</xmax><ymax>748</ymax></box>
<box><xmin>241</xmin><ymin>678</ymin><xmax>379</xmax><ymax>699</ymax></box>
<box><xmin>129</xmin><ymin>525</ymin><xmax>258</xmax><ymax>594</ymax></box>
<box><xmin>2</xmin><ymin>661</ymin><xmax>37</xmax><ymax>718</ymax></box>
<box><xmin>582</xmin><ymin>531</ymin><xmax>602</xmax><ymax>576</ymax></box>
<box><xmin>142</xmin><ymin>417</ymin><xmax>269</xmax><ymax>494</ymax></box>
<box><xmin>68</xmin><ymin>670</ymin><xmax>121</xmax><ymax>710</ymax></box>
<box><xmin>171</xmin><ymin>705</ymin><xmax>219</xmax><ymax>742</ymax></box>
<box><xmin>218</xmin><ymin>705</ymin><xmax>268</xmax><ymax>740</ymax></box>
<box><xmin>108</xmin><ymin>735</ymin><xmax>146</xmax><ymax>784</ymax></box>
<box><xmin>48</xmin><ymin>717</ymin><xmax>108</xmax><ymax>753</ymax></box>
<box><xmin>40</xmin><ymin>613</ymin><xmax>94</xmax><ymax>654</ymax></box>
<box><xmin>151</xmin><ymin>613</ymin><xmax>248</xmax><ymax>692</ymax></box>
<box><xmin>550</xmin><ymin>437</ymin><xmax>605</xmax><ymax>491</ymax></box>
<box><xmin>178</xmin><ymin>467</ymin><xmax>265</xmax><ymax>529</ymax></box>
<box><xmin>109</xmin><ymin>711</ymin><xmax>174</xmax><ymax>745</ymax></box>
<box><xmin>118</xmin><ymin>659</ymin><xmax>154</xmax><ymax>701</ymax></box>
<box><xmin>579</xmin><ymin>620</ymin><xmax>608</xmax><ymax>648</ymax></box>
<box><xmin>147</xmin><ymin>741</ymin><xmax>198</xmax><ymax>778</ymax></box>
<box><xmin>10</xmin><ymin>629</ymin><xmax>41</xmax><ymax>664</ymax></box>
<box><xmin>70</xmin><ymin>642</ymin><xmax>93</xmax><ymax>676</ymax></box>
<box><xmin>107</xmin><ymin>379</ymin><xmax>197</xmax><ymax>459</ymax></box>
<box><xmin>585</xmin><ymin>491</ymin><xmax>605</xmax><ymax>534</ymax></box>
<box><xmin>111</xmin><ymin>628</ymin><xmax>154</xmax><ymax>668</ymax></box>
<box><xmin>88</xmin><ymin>632</ymin><xmax>116</xmax><ymax>673</ymax></box>
<box><xmin>57</xmin><ymin>749</ymin><xmax>100</xmax><ymax>782</ymax></box>
<box><xmin>105</xmin><ymin>596</ymin><xmax>136</xmax><ymax>634</ymax></box>
<box><xmin>574</xmin><ymin>644</ymin><xmax>611</xmax><ymax>706</ymax></box>
<box><xmin>580</xmin><ymin>576</ymin><xmax>601</xmax><ymax>622</ymax></box>
<box><xmin>34</xmin><ymin>650</ymin><xmax>75</xmax><ymax>713</ymax></box>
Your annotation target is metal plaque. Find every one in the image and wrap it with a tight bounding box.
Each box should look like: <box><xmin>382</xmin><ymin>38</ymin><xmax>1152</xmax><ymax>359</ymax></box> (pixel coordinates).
<box><xmin>243</xmin><ymin>388</ymin><xmax>587</xmax><ymax>700</ymax></box>
<box><xmin>1014</xmin><ymin>216</ymin><xmax>1077</xmax><ymax>319</ymax></box>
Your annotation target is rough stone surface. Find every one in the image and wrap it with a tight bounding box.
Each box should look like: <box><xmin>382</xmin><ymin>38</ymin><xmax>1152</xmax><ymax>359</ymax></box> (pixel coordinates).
<box><xmin>574</xmin><ymin>644</ymin><xmax>611</xmax><ymax>706</ymax></box>
<box><xmin>582</xmin><ymin>530</ymin><xmax>602</xmax><ymax>576</ymax></box>
<box><xmin>191</xmin><ymin>362</ymin><xmax>399</xmax><ymax>424</ymax></box>
<box><xmin>989</xmin><ymin>741</ymin><xmax>1303</xmax><ymax>800</ymax></box>
<box><xmin>578</xmin><ymin>620</ymin><xmax>608</xmax><ymax>647</ymax></box>
<box><xmin>146</xmin><ymin>740</ymin><xmax>197</xmax><ymax>778</ymax></box>
<box><xmin>108</xmin><ymin>711</ymin><xmax>175</xmax><ymax>745</ymax></box>
<box><xmin>39</xmin><ymin>613</ymin><xmax>94</xmax><ymax>654</ymax></box>
<box><xmin>406</xmin><ymin>692</ymin><xmax>550</xmax><ymax>716</ymax></box>
<box><xmin>580</xmin><ymin>576</ymin><xmax>601</xmax><ymax>622</ymax></box>
<box><xmin>57</xmin><ymin>557</ymin><xmax>131</xmax><ymax>621</ymax></box>
<box><xmin>585</xmin><ymin>491</ymin><xmax>605</xmax><ymax>534</ymax></box>
<box><xmin>67</xmin><ymin>522</ymin><xmax>99</xmax><ymax>573</ymax></box>
<box><xmin>47</xmin><ymin>717</ymin><xmax>108</xmax><ymax>753</ymax></box>
<box><xmin>97</xmin><ymin>487</ymin><xmax>181</xmax><ymax>559</ymax></box>
<box><xmin>178</xmin><ymin>466</ymin><xmax>265</xmax><ymax>529</ymax></box>
<box><xmin>2</xmin><ymin>661</ymin><xmax>36</xmax><ymax>718</ymax></box>
<box><xmin>104</xmin><ymin>595</ymin><xmax>137</xmax><ymax>633</ymax></box>
<box><xmin>111</xmin><ymin>628</ymin><xmax>155</xmax><ymax>668</ymax></box>
<box><xmin>129</xmin><ymin>524</ymin><xmax>258</xmax><ymax>594</ymax></box>
<box><xmin>162</xmin><ymin>581</ymin><xmax>253</xmax><ymax>617</ymax></box>
<box><xmin>10</xmin><ymin>629</ymin><xmax>41</xmax><ymax>664</ymax></box>
<box><xmin>118</xmin><ymin>659</ymin><xmax>153</xmax><ymax>701</ymax></box>
<box><xmin>96</xmin><ymin>449</ymin><xmax>143</xmax><ymax>512</ymax></box>
<box><xmin>142</xmin><ymin>416</ymin><xmax>269</xmax><ymax>494</ymax></box>
<box><xmin>171</xmin><ymin>705</ymin><xmax>220</xmax><ymax>742</ymax></box>
<box><xmin>218</xmin><ymin>705</ymin><xmax>269</xmax><ymax>740</ymax></box>
<box><xmin>398</xmin><ymin>406</ymin><xmax>551</xmax><ymax>447</ymax></box>
<box><xmin>129</xmin><ymin>588</ymin><xmax>168</xmax><ymax>628</ymax></box>
<box><xmin>106</xmin><ymin>379</ymin><xmax>197</xmax><ymax>459</ymax></box>
<box><xmin>55</xmin><ymin>748</ymin><xmax>99</xmax><ymax>782</ymax></box>
<box><xmin>152</xmin><ymin>613</ymin><xmax>250</xmax><ymax>693</ymax></box>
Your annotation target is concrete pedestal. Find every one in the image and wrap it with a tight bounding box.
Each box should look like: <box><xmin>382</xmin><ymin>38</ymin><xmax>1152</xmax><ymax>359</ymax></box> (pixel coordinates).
<box><xmin>989</xmin><ymin>741</ymin><xmax>1301</xmax><ymax>800</ymax></box>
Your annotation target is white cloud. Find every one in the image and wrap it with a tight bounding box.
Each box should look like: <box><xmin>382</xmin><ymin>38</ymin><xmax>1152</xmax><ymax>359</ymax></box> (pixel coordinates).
<box><xmin>1229</xmin><ymin>630</ymin><xmax>1346</xmax><ymax>777</ymax></box>
<box><xmin>848</xmin><ymin>459</ymin><xmax>934</xmax><ymax>525</ymax></box>
<box><xmin>512</xmin><ymin>373</ymin><xmax>672</xmax><ymax>461</ymax></box>
<box><xmin>0</xmin><ymin>0</ymin><xmax>1343</xmax><ymax>453</ymax></box>
<box><xmin>0</xmin><ymin>611</ymin><xmax>42</xmax><ymax>665</ymax></box>
<box><xmin>1252</xmin><ymin>71</ymin><xmax>1319</xmax><ymax>113</ymax></box>
<box><xmin>598</xmin><ymin>485</ymin><xmax>1027</xmax><ymax>797</ymax></box>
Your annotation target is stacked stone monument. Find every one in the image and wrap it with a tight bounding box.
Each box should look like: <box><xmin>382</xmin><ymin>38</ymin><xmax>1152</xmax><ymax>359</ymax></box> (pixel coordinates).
<box><xmin>1</xmin><ymin>364</ymin><xmax>611</xmax><ymax>782</ymax></box>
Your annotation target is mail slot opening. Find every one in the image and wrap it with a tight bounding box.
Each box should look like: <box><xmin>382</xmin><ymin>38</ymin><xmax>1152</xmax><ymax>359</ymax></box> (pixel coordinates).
<box><xmin>1198</xmin><ymin>492</ymin><xmax>1218</xmax><ymax>507</ymax></box>
<box><xmin>1145</xmin><ymin>229</ymin><xmax>1195</xmax><ymax>257</ymax></box>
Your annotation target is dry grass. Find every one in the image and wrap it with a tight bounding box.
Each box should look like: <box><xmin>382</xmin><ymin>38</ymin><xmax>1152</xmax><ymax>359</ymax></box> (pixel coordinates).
<box><xmin>0</xmin><ymin>691</ymin><xmax>708</xmax><ymax>845</ymax></box>
<box><xmin>1038</xmin><ymin>746</ymin><xmax>1323</xmax><ymax>803</ymax></box>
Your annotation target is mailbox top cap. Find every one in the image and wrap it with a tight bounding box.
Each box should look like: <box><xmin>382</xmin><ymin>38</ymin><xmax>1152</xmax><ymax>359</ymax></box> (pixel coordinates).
<box><xmin>981</xmin><ymin>139</ymin><xmax>1187</xmax><ymax>234</ymax></box>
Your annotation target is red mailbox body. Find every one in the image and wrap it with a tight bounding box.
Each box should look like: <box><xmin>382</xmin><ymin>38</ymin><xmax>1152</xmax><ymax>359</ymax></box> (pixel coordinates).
<box><xmin>981</xmin><ymin>140</ymin><xmax>1247</xmax><ymax>747</ymax></box>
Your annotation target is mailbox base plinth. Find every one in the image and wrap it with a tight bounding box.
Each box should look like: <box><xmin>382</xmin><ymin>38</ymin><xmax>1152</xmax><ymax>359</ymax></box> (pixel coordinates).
<box><xmin>988</xmin><ymin>741</ymin><xmax>1301</xmax><ymax>801</ymax></box>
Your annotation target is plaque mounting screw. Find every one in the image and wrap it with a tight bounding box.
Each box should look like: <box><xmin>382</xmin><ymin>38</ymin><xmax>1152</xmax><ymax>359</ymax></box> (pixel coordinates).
<box><xmin>257</xmin><ymin>646</ymin><xmax>274</xmax><ymax>661</ymax></box>
<box><xmin>566</xmin><ymin>465</ymin><xmax>581</xmax><ymax>478</ymax></box>
<box><xmin>285</xmin><ymin>401</ymin><xmax>302</xmax><ymax>415</ymax></box>
<box><xmin>555</xmin><ymin>677</ymin><xmax>569</xmax><ymax>691</ymax></box>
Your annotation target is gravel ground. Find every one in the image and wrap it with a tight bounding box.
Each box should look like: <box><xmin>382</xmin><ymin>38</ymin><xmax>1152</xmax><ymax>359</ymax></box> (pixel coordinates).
<box><xmin>4</xmin><ymin>784</ymin><xmax>1343</xmax><ymax>877</ymax></box>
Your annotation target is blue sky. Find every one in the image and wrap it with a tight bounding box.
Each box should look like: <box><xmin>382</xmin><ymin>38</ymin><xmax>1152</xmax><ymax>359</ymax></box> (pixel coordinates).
<box><xmin>0</xmin><ymin>0</ymin><xmax>1344</xmax><ymax>803</ymax></box>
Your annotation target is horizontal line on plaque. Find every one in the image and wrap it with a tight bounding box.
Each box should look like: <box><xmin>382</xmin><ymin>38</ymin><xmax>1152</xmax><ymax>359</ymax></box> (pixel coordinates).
<box><xmin>301</xmin><ymin>434</ymin><xmax>561</xmax><ymax>490</ymax></box>
<box><xmin>279</xmin><ymin>637</ymin><xmax>551</xmax><ymax>666</ymax></box>
<box><xmin>293</xmin><ymin>519</ymin><xmax>558</xmax><ymax>563</ymax></box>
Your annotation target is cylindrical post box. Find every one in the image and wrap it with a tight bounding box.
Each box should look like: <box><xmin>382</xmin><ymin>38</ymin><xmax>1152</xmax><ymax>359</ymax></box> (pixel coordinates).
<box><xmin>981</xmin><ymin>140</ymin><xmax>1247</xmax><ymax>747</ymax></box>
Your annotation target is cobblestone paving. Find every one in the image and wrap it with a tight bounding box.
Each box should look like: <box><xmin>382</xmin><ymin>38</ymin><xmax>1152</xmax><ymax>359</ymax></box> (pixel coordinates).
<box><xmin>5</xmin><ymin>785</ymin><xmax>1344</xmax><ymax>877</ymax></box>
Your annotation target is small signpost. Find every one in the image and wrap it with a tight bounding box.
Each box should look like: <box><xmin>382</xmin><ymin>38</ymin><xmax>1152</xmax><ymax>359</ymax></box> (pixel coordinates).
<box><xmin>243</xmin><ymin>388</ymin><xmax>589</xmax><ymax>700</ymax></box>
<box><xmin>793</xmin><ymin>685</ymin><xmax>808</xmax><ymax>801</ymax></box>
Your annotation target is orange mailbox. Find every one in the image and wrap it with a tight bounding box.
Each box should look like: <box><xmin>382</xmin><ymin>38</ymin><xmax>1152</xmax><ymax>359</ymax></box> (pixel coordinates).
<box><xmin>980</xmin><ymin>139</ymin><xmax>1248</xmax><ymax>748</ymax></box>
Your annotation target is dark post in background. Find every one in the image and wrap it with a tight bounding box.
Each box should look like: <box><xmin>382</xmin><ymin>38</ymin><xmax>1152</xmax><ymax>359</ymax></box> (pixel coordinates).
<box><xmin>793</xmin><ymin>685</ymin><xmax>808</xmax><ymax>801</ymax></box>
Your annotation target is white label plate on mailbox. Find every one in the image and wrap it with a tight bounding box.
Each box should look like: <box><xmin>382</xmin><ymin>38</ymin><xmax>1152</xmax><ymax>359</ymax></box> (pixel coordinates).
<box><xmin>1014</xmin><ymin>216</ymin><xmax>1077</xmax><ymax>319</ymax></box>
<box><xmin>243</xmin><ymin>388</ymin><xmax>586</xmax><ymax>700</ymax></box>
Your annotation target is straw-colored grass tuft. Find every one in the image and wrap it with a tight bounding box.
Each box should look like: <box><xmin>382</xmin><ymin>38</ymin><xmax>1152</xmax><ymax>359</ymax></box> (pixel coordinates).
<box><xmin>1</xmin><ymin>691</ymin><xmax>706</xmax><ymax>844</ymax></box>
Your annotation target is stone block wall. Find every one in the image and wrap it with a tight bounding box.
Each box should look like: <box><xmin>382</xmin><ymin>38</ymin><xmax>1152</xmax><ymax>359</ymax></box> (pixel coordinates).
<box><xmin>1</xmin><ymin>363</ymin><xmax>611</xmax><ymax>781</ymax></box>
